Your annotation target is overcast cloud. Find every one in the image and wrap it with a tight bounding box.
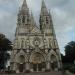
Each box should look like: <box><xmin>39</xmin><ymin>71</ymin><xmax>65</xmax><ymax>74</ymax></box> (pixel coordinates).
<box><xmin>0</xmin><ymin>0</ymin><xmax>75</xmax><ymax>54</ymax></box>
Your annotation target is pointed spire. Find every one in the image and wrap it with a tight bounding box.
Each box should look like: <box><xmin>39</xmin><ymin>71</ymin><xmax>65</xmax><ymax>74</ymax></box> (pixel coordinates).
<box><xmin>31</xmin><ymin>12</ymin><xmax>36</xmax><ymax>25</ymax></box>
<box><xmin>42</xmin><ymin>0</ymin><xmax>46</xmax><ymax>9</ymax></box>
<box><xmin>30</xmin><ymin>12</ymin><xmax>37</xmax><ymax>28</ymax></box>
<box><xmin>48</xmin><ymin>10</ymin><xmax>56</xmax><ymax>38</ymax></box>
<box><xmin>40</xmin><ymin>0</ymin><xmax>49</xmax><ymax>32</ymax></box>
<box><xmin>31</xmin><ymin>12</ymin><xmax>34</xmax><ymax>21</ymax></box>
<box><xmin>22</xmin><ymin>0</ymin><xmax>28</xmax><ymax>9</ymax></box>
<box><xmin>20</xmin><ymin>0</ymin><xmax>29</xmax><ymax>14</ymax></box>
<box><xmin>41</xmin><ymin>0</ymin><xmax>48</xmax><ymax>15</ymax></box>
<box><xmin>49</xmin><ymin>10</ymin><xmax>52</xmax><ymax>18</ymax></box>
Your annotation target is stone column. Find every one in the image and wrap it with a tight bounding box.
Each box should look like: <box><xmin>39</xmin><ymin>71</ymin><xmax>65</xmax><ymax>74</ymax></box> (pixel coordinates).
<box><xmin>13</xmin><ymin>63</ymin><xmax>16</xmax><ymax>71</ymax></box>
<box><xmin>37</xmin><ymin>64</ymin><xmax>38</xmax><ymax>72</ymax></box>
<box><xmin>46</xmin><ymin>61</ymin><xmax>50</xmax><ymax>70</ymax></box>
<box><xmin>13</xmin><ymin>63</ymin><xmax>19</xmax><ymax>73</ymax></box>
<box><xmin>58</xmin><ymin>60</ymin><xmax>62</xmax><ymax>70</ymax></box>
<box><xmin>26</xmin><ymin>62</ymin><xmax>30</xmax><ymax>71</ymax></box>
<box><xmin>10</xmin><ymin>62</ymin><xmax>13</xmax><ymax>70</ymax></box>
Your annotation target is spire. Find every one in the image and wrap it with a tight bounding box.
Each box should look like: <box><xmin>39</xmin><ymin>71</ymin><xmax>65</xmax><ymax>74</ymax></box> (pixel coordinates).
<box><xmin>40</xmin><ymin>0</ymin><xmax>49</xmax><ymax>33</ymax></box>
<box><xmin>49</xmin><ymin>10</ymin><xmax>56</xmax><ymax>38</ymax></box>
<box><xmin>41</xmin><ymin>0</ymin><xmax>48</xmax><ymax>15</ymax></box>
<box><xmin>42</xmin><ymin>0</ymin><xmax>46</xmax><ymax>9</ymax></box>
<box><xmin>17</xmin><ymin>0</ymin><xmax>31</xmax><ymax>34</ymax></box>
<box><xmin>30</xmin><ymin>12</ymin><xmax>37</xmax><ymax>30</ymax></box>
<box><xmin>31</xmin><ymin>12</ymin><xmax>34</xmax><ymax>21</ymax></box>
<box><xmin>20</xmin><ymin>0</ymin><xmax>29</xmax><ymax>14</ymax></box>
<box><xmin>22</xmin><ymin>0</ymin><xmax>27</xmax><ymax>9</ymax></box>
<box><xmin>31</xmin><ymin>12</ymin><xmax>36</xmax><ymax>26</ymax></box>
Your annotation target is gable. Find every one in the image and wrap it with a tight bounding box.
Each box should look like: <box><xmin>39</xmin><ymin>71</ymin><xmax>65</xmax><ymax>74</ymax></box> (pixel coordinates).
<box><xmin>30</xmin><ymin>25</ymin><xmax>41</xmax><ymax>33</ymax></box>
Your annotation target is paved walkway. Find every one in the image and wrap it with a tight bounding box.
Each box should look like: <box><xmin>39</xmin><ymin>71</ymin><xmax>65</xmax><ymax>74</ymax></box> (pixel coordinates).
<box><xmin>66</xmin><ymin>70</ymin><xmax>75</xmax><ymax>75</ymax></box>
<box><xmin>0</xmin><ymin>71</ymin><xmax>63</xmax><ymax>75</ymax></box>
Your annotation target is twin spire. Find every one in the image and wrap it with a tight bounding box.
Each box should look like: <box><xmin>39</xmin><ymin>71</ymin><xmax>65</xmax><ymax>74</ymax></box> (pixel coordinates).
<box><xmin>17</xmin><ymin>0</ymin><xmax>53</xmax><ymax>34</ymax></box>
<box><xmin>22</xmin><ymin>0</ymin><xmax>46</xmax><ymax>7</ymax></box>
<box><xmin>21</xmin><ymin>0</ymin><xmax>48</xmax><ymax>14</ymax></box>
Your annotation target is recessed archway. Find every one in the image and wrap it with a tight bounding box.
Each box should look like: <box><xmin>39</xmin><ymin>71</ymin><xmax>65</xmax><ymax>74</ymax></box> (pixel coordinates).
<box><xmin>30</xmin><ymin>52</ymin><xmax>45</xmax><ymax>72</ymax></box>
<box><xmin>50</xmin><ymin>54</ymin><xmax>58</xmax><ymax>70</ymax></box>
<box><xmin>18</xmin><ymin>55</ymin><xmax>25</xmax><ymax>72</ymax></box>
<box><xmin>19</xmin><ymin>55</ymin><xmax>25</xmax><ymax>64</ymax></box>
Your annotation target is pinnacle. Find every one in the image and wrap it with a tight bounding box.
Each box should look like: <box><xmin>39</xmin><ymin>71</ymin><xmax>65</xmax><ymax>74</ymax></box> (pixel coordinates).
<box><xmin>41</xmin><ymin>0</ymin><xmax>48</xmax><ymax>15</ymax></box>
<box><xmin>31</xmin><ymin>12</ymin><xmax>36</xmax><ymax>26</ymax></box>
<box><xmin>20</xmin><ymin>0</ymin><xmax>29</xmax><ymax>14</ymax></box>
<box><xmin>21</xmin><ymin>0</ymin><xmax>28</xmax><ymax>11</ymax></box>
<box><xmin>22</xmin><ymin>0</ymin><xmax>27</xmax><ymax>6</ymax></box>
<box><xmin>42</xmin><ymin>0</ymin><xmax>46</xmax><ymax>8</ymax></box>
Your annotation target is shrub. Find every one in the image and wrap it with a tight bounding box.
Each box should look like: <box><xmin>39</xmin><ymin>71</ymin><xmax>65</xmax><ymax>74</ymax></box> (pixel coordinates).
<box><xmin>63</xmin><ymin>63</ymin><xmax>72</xmax><ymax>70</ymax></box>
<box><xmin>63</xmin><ymin>63</ymin><xmax>75</xmax><ymax>74</ymax></box>
<box><xmin>69</xmin><ymin>65</ymin><xmax>75</xmax><ymax>73</ymax></box>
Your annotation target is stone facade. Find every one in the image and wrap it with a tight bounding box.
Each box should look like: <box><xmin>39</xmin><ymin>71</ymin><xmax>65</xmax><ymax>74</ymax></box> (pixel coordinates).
<box><xmin>10</xmin><ymin>0</ymin><xmax>62</xmax><ymax>73</ymax></box>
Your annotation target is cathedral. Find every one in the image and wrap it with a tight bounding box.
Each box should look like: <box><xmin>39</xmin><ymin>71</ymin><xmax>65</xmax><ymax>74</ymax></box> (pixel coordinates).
<box><xmin>10</xmin><ymin>0</ymin><xmax>62</xmax><ymax>73</ymax></box>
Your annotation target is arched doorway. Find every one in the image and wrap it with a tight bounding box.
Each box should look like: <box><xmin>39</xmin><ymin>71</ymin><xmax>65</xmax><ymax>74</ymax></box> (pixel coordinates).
<box><xmin>30</xmin><ymin>52</ymin><xmax>45</xmax><ymax>72</ymax></box>
<box><xmin>50</xmin><ymin>55</ymin><xmax>58</xmax><ymax>71</ymax></box>
<box><xmin>18</xmin><ymin>55</ymin><xmax>25</xmax><ymax>72</ymax></box>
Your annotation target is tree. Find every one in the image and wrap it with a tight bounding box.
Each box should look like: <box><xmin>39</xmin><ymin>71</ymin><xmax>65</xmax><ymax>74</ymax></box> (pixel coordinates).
<box><xmin>65</xmin><ymin>41</ymin><xmax>75</xmax><ymax>63</ymax></box>
<box><xmin>0</xmin><ymin>34</ymin><xmax>12</xmax><ymax>70</ymax></box>
<box><xmin>61</xmin><ymin>54</ymin><xmax>66</xmax><ymax>63</ymax></box>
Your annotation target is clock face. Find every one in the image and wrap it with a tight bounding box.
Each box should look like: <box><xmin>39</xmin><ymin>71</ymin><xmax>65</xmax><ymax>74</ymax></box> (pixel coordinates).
<box><xmin>33</xmin><ymin>37</ymin><xmax>40</xmax><ymax>46</ymax></box>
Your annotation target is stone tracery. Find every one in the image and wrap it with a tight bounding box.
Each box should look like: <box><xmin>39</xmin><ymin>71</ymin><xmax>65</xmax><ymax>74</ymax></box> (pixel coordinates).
<box><xmin>10</xmin><ymin>0</ymin><xmax>62</xmax><ymax>73</ymax></box>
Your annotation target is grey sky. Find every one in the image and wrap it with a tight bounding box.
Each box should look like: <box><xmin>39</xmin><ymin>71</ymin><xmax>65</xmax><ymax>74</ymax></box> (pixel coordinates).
<box><xmin>0</xmin><ymin>0</ymin><xmax>75</xmax><ymax>54</ymax></box>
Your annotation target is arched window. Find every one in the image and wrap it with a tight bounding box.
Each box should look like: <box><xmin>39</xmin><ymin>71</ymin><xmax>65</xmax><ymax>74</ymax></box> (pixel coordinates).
<box><xmin>51</xmin><ymin>55</ymin><xmax>57</xmax><ymax>62</ymax></box>
<box><xmin>46</xmin><ymin>16</ymin><xmax>49</xmax><ymax>24</ymax></box>
<box><xmin>50</xmin><ymin>55</ymin><xmax>58</xmax><ymax>70</ymax></box>
<box><xmin>22</xmin><ymin>16</ymin><xmax>25</xmax><ymax>23</ymax></box>
<box><xmin>19</xmin><ymin>55</ymin><xmax>25</xmax><ymax>64</ymax></box>
<box><xmin>31</xmin><ymin>52</ymin><xmax>45</xmax><ymax>64</ymax></box>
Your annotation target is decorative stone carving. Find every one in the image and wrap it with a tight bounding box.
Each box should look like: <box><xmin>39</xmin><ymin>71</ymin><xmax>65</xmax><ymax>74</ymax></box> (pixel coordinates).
<box><xmin>33</xmin><ymin>37</ymin><xmax>40</xmax><ymax>46</ymax></box>
<box><xmin>10</xmin><ymin>0</ymin><xmax>62</xmax><ymax>73</ymax></box>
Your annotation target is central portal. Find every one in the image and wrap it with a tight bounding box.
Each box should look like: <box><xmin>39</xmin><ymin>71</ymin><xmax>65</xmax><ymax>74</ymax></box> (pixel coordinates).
<box><xmin>19</xmin><ymin>64</ymin><xmax>24</xmax><ymax>72</ymax></box>
<box><xmin>33</xmin><ymin>63</ymin><xmax>42</xmax><ymax>72</ymax></box>
<box><xmin>18</xmin><ymin>55</ymin><xmax>25</xmax><ymax>73</ymax></box>
<box><xmin>30</xmin><ymin>52</ymin><xmax>45</xmax><ymax>72</ymax></box>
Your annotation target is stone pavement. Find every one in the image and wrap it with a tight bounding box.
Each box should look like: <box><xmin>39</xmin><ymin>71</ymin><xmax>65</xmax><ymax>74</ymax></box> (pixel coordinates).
<box><xmin>66</xmin><ymin>70</ymin><xmax>75</xmax><ymax>75</ymax></box>
<box><xmin>0</xmin><ymin>71</ymin><xmax>63</xmax><ymax>75</ymax></box>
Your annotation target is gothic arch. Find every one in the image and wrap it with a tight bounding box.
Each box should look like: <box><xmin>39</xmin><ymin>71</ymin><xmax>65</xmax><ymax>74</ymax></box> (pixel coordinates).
<box><xmin>17</xmin><ymin>55</ymin><xmax>25</xmax><ymax>72</ymax></box>
<box><xmin>29</xmin><ymin>51</ymin><xmax>46</xmax><ymax>63</ymax></box>
<box><xmin>50</xmin><ymin>54</ymin><xmax>58</xmax><ymax>70</ymax></box>
<box><xmin>48</xmin><ymin>49</ymin><xmax>59</xmax><ymax>61</ymax></box>
<box><xmin>15</xmin><ymin>50</ymin><xmax>27</xmax><ymax>63</ymax></box>
<box><xmin>19</xmin><ymin>55</ymin><xmax>25</xmax><ymax>64</ymax></box>
<box><xmin>50</xmin><ymin>54</ymin><xmax>57</xmax><ymax>62</ymax></box>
